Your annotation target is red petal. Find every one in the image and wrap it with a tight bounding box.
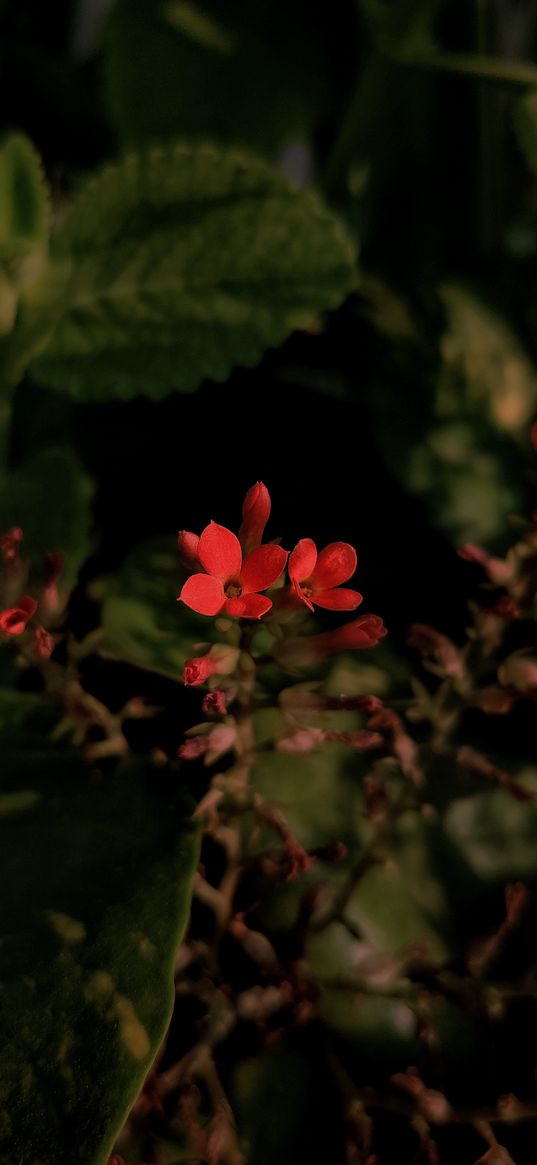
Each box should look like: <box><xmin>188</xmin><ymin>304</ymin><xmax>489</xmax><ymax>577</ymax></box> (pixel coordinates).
<box><xmin>239</xmin><ymin>482</ymin><xmax>271</xmax><ymax>553</ymax></box>
<box><xmin>198</xmin><ymin>522</ymin><xmax>242</xmax><ymax>582</ymax></box>
<box><xmin>240</xmin><ymin>545</ymin><xmax>288</xmax><ymax>593</ymax></box>
<box><xmin>180</xmin><ymin>574</ymin><xmax>225</xmax><ymax>616</ymax></box>
<box><xmin>225</xmin><ymin>593</ymin><xmax>272</xmax><ymax>619</ymax></box>
<box><xmin>313</xmin><ymin>588</ymin><xmax>363</xmax><ymax>611</ymax></box>
<box><xmin>289</xmin><ymin>539</ymin><xmax>317</xmax><ymax>583</ymax></box>
<box><xmin>310</xmin><ymin>543</ymin><xmax>357</xmax><ymax>590</ymax></box>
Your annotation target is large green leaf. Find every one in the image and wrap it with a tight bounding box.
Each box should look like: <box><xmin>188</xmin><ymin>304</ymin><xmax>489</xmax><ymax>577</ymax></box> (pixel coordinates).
<box><xmin>104</xmin><ymin>0</ymin><xmax>343</xmax><ymax>154</ymax></box>
<box><xmin>27</xmin><ymin>143</ymin><xmax>356</xmax><ymax>399</ymax></box>
<box><xmin>0</xmin><ymin>446</ymin><xmax>94</xmax><ymax>587</ymax></box>
<box><xmin>0</xmin><ymin>734</ymin><xmax>199</xmax><ymax>1165</ymax></box>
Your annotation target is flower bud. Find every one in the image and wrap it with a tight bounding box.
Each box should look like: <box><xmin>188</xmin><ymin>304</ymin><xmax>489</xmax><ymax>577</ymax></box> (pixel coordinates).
<box><xmin>273</xmin><ymin>614</ymin><xmax>387</xmax><ymax>668</ymax></box>
<box><xmin>183</xmin><ymin>644</ymin><xmax>240</xmax><ymax>686</ymax></box>
<box><xmin>239</xmin><ymin>482</ymin><xmax>271</xmax><ymax>553</ymax></box>
<box><xmin>177</xmin><ymin>530</ymin><xmax>200</xmax><ymax>569</ymax></box>
<box><xmin>458</xmin><ymin>543</ymin><xmax>512</xmax><ymax>586</ymax></box>
<box><xmin>34</xmin><ymin>625</ymin><xmax>54</xmax><ymax>659</ymax></box>
<box><xmin>202</xmin><ymin>689</ymin><xmax>227</xmax><ymax>716</ymax></box>
<box><xmin>498</xmin><ymin>650</ymin><xmax>537</xmax><ymax>694</ymax></box>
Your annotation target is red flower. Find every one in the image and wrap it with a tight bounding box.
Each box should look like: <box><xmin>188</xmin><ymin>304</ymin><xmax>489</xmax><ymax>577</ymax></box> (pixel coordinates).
<box><xmin>177</xmin><ymin>530</ymin><xmax>200</xmax><ymax>569</ymax></box>
<box><xmin>239</xmin><ymin>482</ymin><xmax>271</xmax><ymax>554</ymax></box>
<box><xmin>179</xmin><ymin>522</ymin><xmax>287</xmax><ymax>619</ymax></box>
<box><xmin>0</xmin><ymin>595</ymin><xmax>37</xmax><ymax>635</ymax></box>
<box><xmin>288</xmin><ymin>539</ymin><xmax>362</xmax><ymax>611</ymax></box>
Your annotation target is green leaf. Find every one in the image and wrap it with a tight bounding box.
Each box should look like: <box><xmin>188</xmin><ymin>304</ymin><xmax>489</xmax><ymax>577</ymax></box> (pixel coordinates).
<box><xmin>28</xmin><ymin>143</ymin><xmax>356</xmax><ymax>400</ymax></box>
<box><xmin>444</xmin><ymin>768</ymin><xmax>537</xmax><ymax>881</ymax></box>
<box><xmin>0</xmin><ymin>134</ymin><xmax>49</xmax><ymax>340</ymax></box>
<box><xmin>104</xmin><ymin>0</ymin><xmax>342</xmax><ymax>154</ymax></box>
<box><xmin>0</xmin><ymin>133</ymin><xmax>48</xmax><ymax>259</ymax></box>
<box><xmin>100</xmin><ymin>537</ymin><xmax>218</xmax><ymax>680</ymax></box>
<box><xmin>0</xmin><ymin>447</ymin><xmax>94</xmax><ymax>588</ymax></box>
<box><xmin>0</xmin><ymin>735</ymin><xmax>199</xmax><ymax>1165</ymax></box>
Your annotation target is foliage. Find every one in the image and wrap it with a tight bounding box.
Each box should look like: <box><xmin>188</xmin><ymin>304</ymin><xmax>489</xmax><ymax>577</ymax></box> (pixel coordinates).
<box><xmin>0</xmin><ymin>2</ymin><xmax>537</xmax><ymax>1162</ymax></box>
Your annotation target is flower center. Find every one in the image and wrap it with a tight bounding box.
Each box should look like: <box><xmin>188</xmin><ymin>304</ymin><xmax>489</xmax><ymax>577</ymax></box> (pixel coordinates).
<box><xmin>225</xmin><ymin>581</ymin><xmax>243</xmax><ymax>599</ymax></box>
<box><xmin>300</xmin><ymin>584</ymin><xmax>314</xmax><ymax>599</ymax></box>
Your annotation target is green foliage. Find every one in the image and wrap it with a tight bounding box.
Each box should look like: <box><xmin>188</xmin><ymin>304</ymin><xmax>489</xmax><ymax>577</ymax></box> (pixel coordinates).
<box><xmin>444</xmin><ymin>769</ymin><xmax>537</xmax><ymax>881</ymax></box>
<box><xmin>0</xmin><ymin>134</ymin><xmax>49</xmax><ymax>339</ymax></box>
<box><xmin>0</xmin><ymin>133</ymin><xmax>48</xmax><ymax>259</ymax></box>
<box><xmin>27</xmin><ymin>143</ymin><xmax>356</xmax><ymax>400</ymax></box>
<box><xmin>104</xmin><ymin>0</ymin><xmax>343</xmax><ymax>154</ymax></box>
<box><xmin>100</xmin><ymin>537</ymin><xmax>216</xmax><ymax>679</ymax></box>
<box><xmin>0</xmin><ymin>447</ymin><xmax>94</xmax><ymax>587</ymax></box>
<box><xmin>0</xmin><ymin>732</ymin><xmax>199</xmax><ymax>1165</ymax></box>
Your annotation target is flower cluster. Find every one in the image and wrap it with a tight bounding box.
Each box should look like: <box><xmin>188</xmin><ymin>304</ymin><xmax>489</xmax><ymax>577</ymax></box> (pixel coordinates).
<box><xmin>178</xmin><ymin>483</ymin><xmax>386</xmax><ymax>684</ymax></box>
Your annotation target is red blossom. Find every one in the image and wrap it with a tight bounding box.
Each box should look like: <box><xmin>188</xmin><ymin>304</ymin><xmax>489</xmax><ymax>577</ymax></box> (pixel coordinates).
<box><xmin>179</xmin><ymin>521</ymin><xmax>287</xmax><ymax>619</ymax></box>
<box><xmin>288</xmin><ymin>538</ymin><xmax>362</xmax><ymax>611</ymax></box>
<box><xmin>0</xmin><ymin>595</ymin><xmax>37</xmax><ymax>636</ymax></box>
<box><xmin>239</xmin><ymin>481</ymin><xmax>271</xmax><ymax>554</ymax></box>
<box><xmin>0</xmin><ymin>526</ymin><xmax>23</xmax><ymax>564</ymax></box>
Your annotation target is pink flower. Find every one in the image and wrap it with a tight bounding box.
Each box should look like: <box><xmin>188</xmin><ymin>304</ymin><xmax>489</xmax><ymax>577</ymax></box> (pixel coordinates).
<box><xmin>0</xmin><ymin>595</ymin><xmax>37</xmax><ymax>635</ymax></box>
<box><xmin>288</xmin><ymin>539</ymin><xmax>362</xmax><ymax>611</ymax></box>
<box><xmin>239</xmin><ymin>482</ymin><xmax>271</xmax><ymax>554</ymax></box>
<box><xmin>179</xmin><ymin>521</ymin><xmax>287</xmax><ymax>619</ymax></box>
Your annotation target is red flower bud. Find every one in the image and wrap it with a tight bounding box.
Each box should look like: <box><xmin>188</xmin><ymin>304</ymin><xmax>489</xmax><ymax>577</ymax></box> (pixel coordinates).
<box><xmin>273</xmin><ymin>613</ymin><xmax>387</xmax><ymax>668</ymax></box>
<box><xmin>183</xmin><ymin>644</ymin><xmax>240</xmax><ymax>686</ymax></box>
<box><xmin>239</xmin><ymin>482</ymin><xmax>271</xmax><ymax>554</ymax></box>
<box><xmin>177</xmin><ymin>530</ymin><xmax>200</xmax><ymax>569</ymax></box>
<box><xmin>0</xmin><ymin>595</ymin><xmax>37</xmax><ymax>636</ymax></box>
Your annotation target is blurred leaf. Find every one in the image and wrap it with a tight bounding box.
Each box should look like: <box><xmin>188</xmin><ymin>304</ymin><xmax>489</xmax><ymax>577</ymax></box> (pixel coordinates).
<box><xmin>232</xmin><ymin>1041</ymin><xmax>346</xmax><ymax>1165</ymax></box>
<box><xmin>407</xmin><ymin>420</ymin><xmax>520</xmax><ymax>545</ymax></box>
<box><xmin>104</xmin><ymin>0</ymin><xmax>343</xmax><ymax>154</ymax></box>
<box><xmin>0</xmin><ymin>133</ymin><xmax>48</xmax><ymax>259</ymax></box>
<box><xmin>252</xmin><ymin>745</ymin><xmax>371</xmax><ymax>854</ymax></box>
<box><xmin>513</xmin><ymin>87</ymin><xmax>537</xmax><ymax>172</ymax></box>
<box><xmin>444</xmin><ymin>769</ymin><xmax>537</xmax><ymax>881</ymax></box>
<box><xmin>439</xmin><ymin>284</ymin><xmax>537</xmax><ymax>436</ymax></box>
<box><xmin>0</xmin><ymin>134</ymin><xmax>49</xmax><ymax>340</ymax></box>
<box><xmin>0</xmin><ymin>734</ymin><xmax>199</xmax><ymax>1165</ymax></box>
<box><xmin>27</xmin><ymin>143</ymin><xmax>356</xmax><ymax>399</ymax></box>
<box><xmin>100</xmin><ymin>537</ymin><xmax>218</xmax><ymax>680</ymax></box>
<box><xmin>0</xmin><ymin>446</ymin><xmax>94</xmax><ymax>587</ymax></box>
